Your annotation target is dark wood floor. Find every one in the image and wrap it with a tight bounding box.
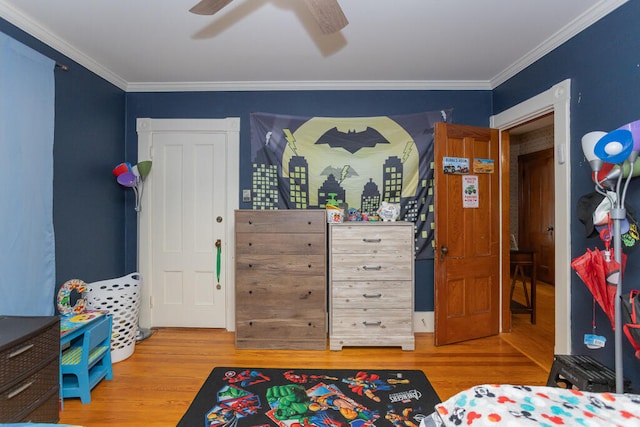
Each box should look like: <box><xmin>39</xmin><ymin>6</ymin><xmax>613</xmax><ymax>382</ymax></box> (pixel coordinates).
<box><xmin>59</xmin><ymin>324</ymin><xmax>552</xmax><ymax>427</ymax></box>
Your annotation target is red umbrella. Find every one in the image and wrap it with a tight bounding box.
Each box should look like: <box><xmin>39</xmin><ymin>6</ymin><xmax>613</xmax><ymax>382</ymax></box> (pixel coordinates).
<box><xmin>571</xmin><ymin>247</ymin><xmax>626</xmax><ymax>329</ymax></box>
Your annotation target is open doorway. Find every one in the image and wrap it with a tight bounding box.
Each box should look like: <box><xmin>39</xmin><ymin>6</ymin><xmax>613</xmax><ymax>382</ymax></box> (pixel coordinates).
<box><xmin>502</xmin><ymin>115</ymin><xmax>556</xmax><ymax>370</ymax></box>
<box><xmin>491</xmin><ymin>78</ymin><xmax>572</xmax><ymax>360</ymax></box>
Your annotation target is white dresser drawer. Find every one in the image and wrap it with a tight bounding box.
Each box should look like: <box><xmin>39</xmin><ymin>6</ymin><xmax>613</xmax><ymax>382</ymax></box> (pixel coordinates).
<box><xmin>331</xmin><ymin>254</ymin><xmax>412</xmax><ymax>281</ymax></box>
<box><xmin>331</xmin><ymin>281</ymin><xmax>412</xmax><ymax>309</ymax></box>
<box><xmin>330</xmin><ymin>224</ymin><xmax>413</xmax><ymax>254</ymax></box>
<box><xmin>331</xmin><ymin>309</ymin><xmax>413</xmax><ymax>335</ymax></box>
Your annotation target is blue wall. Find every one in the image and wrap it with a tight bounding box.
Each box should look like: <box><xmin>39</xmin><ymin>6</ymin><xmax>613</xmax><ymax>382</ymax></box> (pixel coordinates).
<box><xmin>125</xmin><ymin>90</ymin><xmax>492</xmax><ymax>312</ymax></box>
<box><xmin>493</xmin><ymin>1</ymin><xmax>640</xmax><ymax>391</ymax></box>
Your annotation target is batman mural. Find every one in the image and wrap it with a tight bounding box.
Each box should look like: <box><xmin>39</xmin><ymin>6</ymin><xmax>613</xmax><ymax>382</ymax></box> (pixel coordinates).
<box><xmin>249</xmin><ymin>110</ymin><xmax>453</xmax><ymax>259</ymax></box>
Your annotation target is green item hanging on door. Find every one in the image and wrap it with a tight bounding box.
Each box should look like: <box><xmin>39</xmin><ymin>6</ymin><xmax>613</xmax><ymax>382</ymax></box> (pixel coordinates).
<box><xmin>215</xmin><ymin>239</ymin><xmax>221</xmax><ymax>285</ymax></box>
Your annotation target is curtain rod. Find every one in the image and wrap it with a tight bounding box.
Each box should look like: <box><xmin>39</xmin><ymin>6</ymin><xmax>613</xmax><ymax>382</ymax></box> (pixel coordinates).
<box><xmin>55</xmin><ymin>62</ymin><xmax>69</xmax><ymax>71</ymax></box>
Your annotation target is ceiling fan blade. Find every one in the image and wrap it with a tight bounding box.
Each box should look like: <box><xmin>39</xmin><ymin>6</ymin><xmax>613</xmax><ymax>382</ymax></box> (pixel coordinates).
<box><xmin>189</xmin><ymin>0</ymin><xmax>234</xmax><ymax>15</ymax></box>
<box><xmin>303</xmin><ymin>0</ymin><xmax>348</xmax><ymax>34</ymax></box>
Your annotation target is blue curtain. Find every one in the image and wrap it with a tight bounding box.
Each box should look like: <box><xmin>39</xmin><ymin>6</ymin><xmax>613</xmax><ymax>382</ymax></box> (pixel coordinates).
<box><xmin>0</xmin><ymin>32</ymin><xmax>55</xmax><ymax>315</ymax></box>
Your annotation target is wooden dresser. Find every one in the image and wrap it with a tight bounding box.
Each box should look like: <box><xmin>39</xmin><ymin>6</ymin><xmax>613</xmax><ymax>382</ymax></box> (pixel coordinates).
<box><xmin>329</xmin><ymin>222</ymin><xmax>415</xmax><ymax>350</ymax></box>
<box><xmin>0</xmin><ymin>316</ymin><xmax>60</xmax><ymax>423</ymax></box>
<box><xmin>235</xmin><ymin>210</ymin><xmax>327</xmax><ymax>349</ymax></box>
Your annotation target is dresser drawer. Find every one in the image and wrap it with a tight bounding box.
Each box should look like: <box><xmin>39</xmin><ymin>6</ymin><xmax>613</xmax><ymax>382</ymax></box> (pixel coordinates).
<box><xmin>235</xmin><ymin>254</ymin><xmax>326</xmax><ymax>280</ymax></box>
<box><xmin>331</xmin><ymin>309</ymin><xmax>413</xmax><ymax>336</ymax></box>
<box><xmin>0</xmin><ymin>322</ymin><xmax>59</xmax><ymax>388</ymax></box>
<box><xmin>330</xmin><ymin>223</ymin><xmax>413</xmax><ymax>254</ymax></box>
<box><xmin>17</xmin><ymin>389</ymin><xmax>59</xmax><ymax>423</ymax></box>
<box><xmin>331</xmin><ymin>281</ymin><xmax>412</xmax><ymax>309</ymax></box>
<box><xmin>0</xmin><ymin>358</ymin><xmax>58</xmax><ymax>422</ymax></box>
<box><xmin>236</xmin><ymin>278</ymin><xmax>326</xmax><ymax>313</ymax></box>
<box><xmin>236</xmin><ymin>316</ymin><xmax>326</xmax><ymax>349</ymax></box>
<box><xmin>236</xmin><ymin>232</ymin><xmax>325</xmax><ymax>256</ymax></box>
<box><xmin>331</xmin><ymin>254</ymin><xmax>412</xmax><ymax>281</ymax></box>
<box><xmin>235</xmin><ymin>210</ymin><xmax>325</xmax><ymax>233</ymax></box>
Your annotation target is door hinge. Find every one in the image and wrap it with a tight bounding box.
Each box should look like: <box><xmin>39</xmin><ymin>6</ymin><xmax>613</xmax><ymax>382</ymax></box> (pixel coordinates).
<box><xmin>149</xmin><ymin>295</ymin><xmax>154</xmax><ymax>309</ymax></box>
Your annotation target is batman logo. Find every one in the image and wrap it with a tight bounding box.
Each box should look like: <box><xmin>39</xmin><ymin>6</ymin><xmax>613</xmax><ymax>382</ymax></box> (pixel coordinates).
<box><xmin>315</xmin><ymin>126</ymin><xmax>390</xmax><ymax>154</ymax></box>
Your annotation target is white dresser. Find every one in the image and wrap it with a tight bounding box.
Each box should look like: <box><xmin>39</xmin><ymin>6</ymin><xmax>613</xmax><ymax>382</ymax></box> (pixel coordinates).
<box><xmin>329</xmin><ymin>222</ymin><xmax>415</xmax><ymax>350</ymax></box>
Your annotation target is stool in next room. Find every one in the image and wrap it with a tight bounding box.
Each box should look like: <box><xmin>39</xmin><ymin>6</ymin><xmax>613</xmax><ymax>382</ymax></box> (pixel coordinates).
<box><xmin>509</xmin><ymin>249</ymin><xmax>536</xmax><ymax>324</ymax></box>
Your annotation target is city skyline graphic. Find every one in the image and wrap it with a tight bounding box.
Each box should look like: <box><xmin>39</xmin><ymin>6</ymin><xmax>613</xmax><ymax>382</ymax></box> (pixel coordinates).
<box><xmin>250</xmin><ymin>110</ymin><xmax>453</xmax><ymax>259</ymax></box>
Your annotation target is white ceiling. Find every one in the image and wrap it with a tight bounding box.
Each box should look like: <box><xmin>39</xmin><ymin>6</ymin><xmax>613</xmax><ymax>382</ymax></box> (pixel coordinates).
<box><xmin>0</xmin><ymin>0</ymin><xmax>627</xmax><ymax>92</ymax></box>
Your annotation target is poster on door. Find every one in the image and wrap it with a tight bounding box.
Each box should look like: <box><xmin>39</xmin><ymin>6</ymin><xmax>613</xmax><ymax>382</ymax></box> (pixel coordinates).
<box><xmin>462</xmin><ymin>175</ymin><xmax>479</xmax><ymax>208</ymax></box>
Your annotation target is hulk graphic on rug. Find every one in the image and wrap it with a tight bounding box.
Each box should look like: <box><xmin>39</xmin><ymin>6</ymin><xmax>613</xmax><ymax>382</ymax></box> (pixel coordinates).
<box><xmin>177</xmin><ymin>367</ymin><xmax>441</xmax><ymax>427</ymax></box>
<box><xmin>267</xmin><ymin>383</ymin><xmax>376</xmax><ymax>423</ymax></box>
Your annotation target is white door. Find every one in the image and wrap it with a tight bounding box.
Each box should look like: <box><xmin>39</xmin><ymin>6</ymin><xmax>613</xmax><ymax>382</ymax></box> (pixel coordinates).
<box><xmin>137</xmin><ymin>118</ymin><xmax>239</xmax><ymax>329</ymax></box>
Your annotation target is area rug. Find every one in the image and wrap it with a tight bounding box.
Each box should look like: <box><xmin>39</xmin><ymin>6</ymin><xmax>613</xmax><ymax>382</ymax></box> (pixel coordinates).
<box><xmin>178</xmin><ymin>367</ymin><xmax>440</xmax><ymax>427</ymax></box>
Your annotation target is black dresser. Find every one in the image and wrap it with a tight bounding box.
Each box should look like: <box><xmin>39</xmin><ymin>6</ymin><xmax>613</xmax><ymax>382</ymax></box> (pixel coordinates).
<box><xmin>0</xmin><ymin>315</ymin><xmax>60</xmax><ymax>423</ymax></box>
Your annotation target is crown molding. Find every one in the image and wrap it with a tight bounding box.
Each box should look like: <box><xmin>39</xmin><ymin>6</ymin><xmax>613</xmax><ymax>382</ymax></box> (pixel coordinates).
<box><xmin>125</xmin><ymin>80</ymin><xmax>492</xmax><ymax>92</ymax></box>
<box><xmin>0</xmin><ymin>0</ymin><xmax>128</xmax><ymax>90</ymax></box>
<box><xmin>490</xmin><ymin>0</ymin><xmax>628</xmax><ymax>88</ymax></box>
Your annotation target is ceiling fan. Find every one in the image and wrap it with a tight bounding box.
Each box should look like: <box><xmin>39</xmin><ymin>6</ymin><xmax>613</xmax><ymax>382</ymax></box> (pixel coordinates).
<box><xmin>189</xmin><ymin>0</ymin><xmax>348</xmax><ymax>34</ymax></box>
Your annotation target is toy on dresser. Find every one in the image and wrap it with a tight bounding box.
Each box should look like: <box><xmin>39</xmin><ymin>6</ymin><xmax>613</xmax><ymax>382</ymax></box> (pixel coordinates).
<box><xmin>377</xmin><ymin>201</ymin><xmax>400</xmax><ymax>221</ymax></box>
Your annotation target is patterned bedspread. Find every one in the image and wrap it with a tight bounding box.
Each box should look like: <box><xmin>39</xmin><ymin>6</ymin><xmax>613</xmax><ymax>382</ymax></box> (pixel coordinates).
<box><xmin>421</xmin><ymin>384</ymin><xmax>640</xmax><ymax>426</ymax></box>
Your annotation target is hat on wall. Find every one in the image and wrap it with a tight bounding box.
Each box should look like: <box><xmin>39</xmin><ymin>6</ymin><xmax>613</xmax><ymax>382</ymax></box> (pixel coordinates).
<box><xmin>577</xmin><ymin>192</ymin><xmax>605</xmax><ymax>237</ymax></box>
<box><xmin>577</xmin><ymin>191</ymin><xmax>639</xmax><ymax>247</ymax></box>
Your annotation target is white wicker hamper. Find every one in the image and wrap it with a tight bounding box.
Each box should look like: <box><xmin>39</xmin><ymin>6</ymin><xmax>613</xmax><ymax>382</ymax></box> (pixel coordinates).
<box><xmin>85</xmin><ymin>272</ymin><xmax>142</xmax><ymax>363</ymax></box>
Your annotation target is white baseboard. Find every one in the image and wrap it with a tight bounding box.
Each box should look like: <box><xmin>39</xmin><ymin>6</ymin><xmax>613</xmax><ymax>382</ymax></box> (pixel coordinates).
<box><xmin>414</xmin><ymin>311</ymin><xmax>434</xmax><ymax>332</ymax></box>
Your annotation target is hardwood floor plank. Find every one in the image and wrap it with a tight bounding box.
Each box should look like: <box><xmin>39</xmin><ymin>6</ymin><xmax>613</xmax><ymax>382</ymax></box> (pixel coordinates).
<box><xmin>59</xmin><ymin>329</ymin><xmax>549</xmax><ymax>427</ymax></box>
<box><xmin>501</xmin><ymin>280</ymin><xmax>555</xmax><ymax>371</ymax></box>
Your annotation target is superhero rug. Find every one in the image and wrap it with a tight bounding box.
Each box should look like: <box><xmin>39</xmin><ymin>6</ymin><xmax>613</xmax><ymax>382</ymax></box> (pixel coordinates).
<box><xmin>177</xmin><ymin>367</ymin><xmax>440</xmax><ymax>427</ymax></box>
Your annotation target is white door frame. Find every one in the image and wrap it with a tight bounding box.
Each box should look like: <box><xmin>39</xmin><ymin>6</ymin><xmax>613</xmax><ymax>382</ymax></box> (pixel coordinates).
<box><xmin>491</xmin><ymin>78</ymin><xmax>572</xmax><ymax>355</ymax></box>
<box><xmin>136</xmin><ymin>118</ymin><xmax>240</xmax><ymax>331</ymax></box>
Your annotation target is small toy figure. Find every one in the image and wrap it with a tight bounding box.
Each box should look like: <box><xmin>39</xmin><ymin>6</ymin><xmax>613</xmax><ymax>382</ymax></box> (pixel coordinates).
<box><xmin>326</xmin><ymin>193</ymin><xmax>344</xmax><ymax>223</ymax></box>
<box><xmin>347</xmin><ymin>207</ymin><xmax>362</xmax><ymax>221</ymax></box>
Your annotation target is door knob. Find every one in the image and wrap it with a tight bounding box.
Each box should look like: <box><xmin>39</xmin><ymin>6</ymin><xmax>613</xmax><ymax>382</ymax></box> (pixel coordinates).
<box><xmin>440</xmin><ymin>245</ymin><xmax>448</xmax><ymax>260</ymax></box>
<box><xmin>546</xmin><ymin>225</ymin><xmax>554</xmax><ymax>232</ymax></box>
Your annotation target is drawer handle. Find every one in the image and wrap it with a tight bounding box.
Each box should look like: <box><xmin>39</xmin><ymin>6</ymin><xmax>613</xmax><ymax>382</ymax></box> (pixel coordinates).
<box><xmin>7</xmin><ymin>381</ymin><xmax>34</xmax><ymax>399</ymax></box>
<box><xmin>363</xmin><ymin>265</ymin><xmax>382</xmax><ymax>271</ymax></box>
<box><xmin>363</xmin><ymin>293</ymin><xmax>382</xmax><ymax>298</ymax></box>
<box><xmin>362</xmin><ymin>321</ymin><xmax>382</xmax><ymax>327</ymax></box>
<box><xmin>362</xmin><ymin>238</ymin><xmax>382</xmax><ymax>243</ymax></box>
<box><xmin>8</xmin><ymin>343</ymin><xmax>34</xmax><ymax>358</ymax></box>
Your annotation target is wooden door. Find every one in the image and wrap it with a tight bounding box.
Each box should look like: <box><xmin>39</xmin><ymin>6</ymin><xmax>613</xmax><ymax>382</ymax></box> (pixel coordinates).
<box><xmin>518</xmin><ymin>148</ymin><xmax>555</xmax><ymax>284</ymax></box>
<box><xmin>434</xmin><ymin>123</ymin><xmax>501</xmax><ymax>345</ymax></box>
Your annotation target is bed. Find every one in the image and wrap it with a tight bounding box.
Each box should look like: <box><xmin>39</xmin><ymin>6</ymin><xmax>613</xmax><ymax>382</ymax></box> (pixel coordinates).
<box><xmin>420</xmin><ymin>384</ymin><xmax>640</xmax><ymax>426</ymax></box>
